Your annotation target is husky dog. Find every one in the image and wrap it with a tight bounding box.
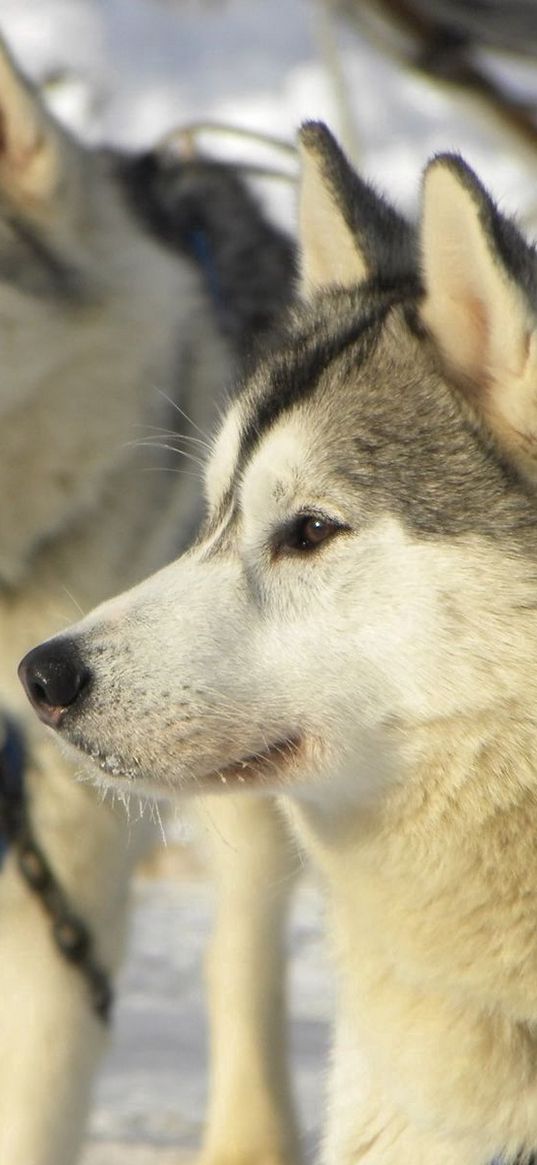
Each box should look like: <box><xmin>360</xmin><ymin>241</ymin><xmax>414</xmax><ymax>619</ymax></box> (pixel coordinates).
<box><xmin>23</xmin><ymin>119</ymin><xmax>537</xmax><ymax>1164</ymax></box>
<box><xmin>0</xmin><ymin>33</ymin><xmax>300</xmax><ymax>1165</ymax></box>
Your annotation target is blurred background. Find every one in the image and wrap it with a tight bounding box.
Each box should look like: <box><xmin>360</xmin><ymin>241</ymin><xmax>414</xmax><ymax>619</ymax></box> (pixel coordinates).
<box><xmin>3</xmin><ymin>0</ymin><xmax>537</xmax><ymax>225</ymax></box>
<box><xmin>2</xmin><ymin>2</ymin><xmax>537</xmax><ymax>1162</ymax></box>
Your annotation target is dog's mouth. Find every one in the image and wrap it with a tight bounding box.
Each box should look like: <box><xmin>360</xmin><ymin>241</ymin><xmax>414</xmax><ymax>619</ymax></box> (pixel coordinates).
<box><xmin>65</xmin><ymin>731</ymin><xmax>303</xmax><ymax>793</ymax></box>
<box><xmin>204</xmin><ymin>735</ymin><xmax>303</xmax><ymax>789</ymax></box>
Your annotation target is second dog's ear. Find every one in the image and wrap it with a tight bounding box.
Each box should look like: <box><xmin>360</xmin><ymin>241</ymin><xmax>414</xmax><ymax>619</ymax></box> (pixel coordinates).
<box><xmin>298</xmin><ymin>122</ymin><xmax>415</xmax><ymax>299</ymax></box>
<box><xmin>0</xmin><ymin>36</ymin><xmax>75</xmax><ymax>210</ymax></box>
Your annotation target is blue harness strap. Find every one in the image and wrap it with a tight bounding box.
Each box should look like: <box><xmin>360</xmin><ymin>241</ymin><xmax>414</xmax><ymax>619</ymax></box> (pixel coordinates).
<box><xmin>187</xmin><ymin>226</ymin><xmax>222</xmax><ymax>312</ymax></box>
<box><xmin>0</xmin><ymin>714</ymin><xmax>26</xmax><ymax>863</ymax></box>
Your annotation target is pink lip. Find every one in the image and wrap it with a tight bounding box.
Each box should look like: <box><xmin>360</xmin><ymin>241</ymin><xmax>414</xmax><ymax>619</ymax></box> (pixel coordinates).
<box><xmin>205</xmin><ymin>736</ymin><xmax>302</xmax><ymax>787</ymax></box>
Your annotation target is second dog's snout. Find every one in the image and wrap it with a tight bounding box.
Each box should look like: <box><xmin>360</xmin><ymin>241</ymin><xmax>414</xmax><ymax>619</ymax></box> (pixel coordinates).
<box><xmin>18</xmin><ymin>640</ymin><xmax>91</xmax><ymax>728</ymax></box>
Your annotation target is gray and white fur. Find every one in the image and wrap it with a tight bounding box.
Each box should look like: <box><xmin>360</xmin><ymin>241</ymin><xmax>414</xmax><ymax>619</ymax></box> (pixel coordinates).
<box><xmin>26</xmin><ymin>121</ymin><xmax>537</xmax><ymax>1165</ymax></box>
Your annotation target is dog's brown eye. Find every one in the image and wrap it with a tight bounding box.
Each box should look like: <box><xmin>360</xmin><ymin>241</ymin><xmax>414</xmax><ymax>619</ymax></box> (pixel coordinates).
<box><xmin>299</xmin><ymin>517</ymin><xmax>334</xmax><ymax>548</ymax></box>
<box><xmin>277</xmin><ymin>514</ymin><xmax>345</xmax><ymax>554</ymax></box>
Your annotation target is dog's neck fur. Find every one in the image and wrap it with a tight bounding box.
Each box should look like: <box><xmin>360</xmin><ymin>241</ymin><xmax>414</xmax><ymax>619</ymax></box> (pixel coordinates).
<box><xmin>293</xmin><ymin>711</ymin><xmax>537</xmax><ymax>1161</ymax></box>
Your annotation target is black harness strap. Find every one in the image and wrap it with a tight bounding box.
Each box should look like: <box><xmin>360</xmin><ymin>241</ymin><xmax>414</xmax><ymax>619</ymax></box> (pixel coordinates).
<box><xmin>0</xmin><ymin>716</ymin><xmax>113</xmax><ymax>1023</ymax></box>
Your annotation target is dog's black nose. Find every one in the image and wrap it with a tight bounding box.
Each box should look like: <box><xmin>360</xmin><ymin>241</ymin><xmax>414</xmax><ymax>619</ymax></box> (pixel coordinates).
<box><xmin>18</xmin><ymin>640</ymin><xmax>91</xmax><ymax>728</ymax></box>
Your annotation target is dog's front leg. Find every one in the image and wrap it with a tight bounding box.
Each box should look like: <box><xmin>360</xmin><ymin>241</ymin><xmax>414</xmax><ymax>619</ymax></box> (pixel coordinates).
<box><xmin>0</xmin><ymin>741</ymin><xmax>146</xmax><ymax>1165</ymax></box>
<box><xmin>197</xmin><ymin>794</ymin><xmax>302</xmax><ymax>1165</ymax></box>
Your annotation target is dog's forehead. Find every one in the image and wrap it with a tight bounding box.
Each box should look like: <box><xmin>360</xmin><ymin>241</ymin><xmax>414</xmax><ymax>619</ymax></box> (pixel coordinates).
<box><xmin>235</xmin><ymin>312</ymin><xmax>423</xmax><ymax>510</ymax></box>
<box><xmin>205</xmin><ymin>294</ymin><xmax>378</xmax><ymax>510</ymax></box>
<box><xmin>240</xmin><ymin>417</ymin><xmax>315</xmax><ymax>512</ymax></box>
<box><xmin>208</xmin><ymin>295</ymin><xmax>427</xmax><ymax>507</ymax></box>
<box><xmin>205</xmin><ymin>291</ymin><xmax>537</xmax><ymax>545</ymax></box>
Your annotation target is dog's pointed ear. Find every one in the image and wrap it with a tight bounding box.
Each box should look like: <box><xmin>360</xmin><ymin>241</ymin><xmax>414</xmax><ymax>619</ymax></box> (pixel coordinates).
<box><xmin>0</xmin><ymin>36</ymin><xmax>73</xmax><ymax>208</ymax></box>
<box><xmin>420</xmin><ymin>155</ymin><xmax>537</xmax><ymax>484</ymax></box>
<box><xmin>298</xmin><ymin>121</ymin><xmax>415</xmax><ymax>299</ymax></box>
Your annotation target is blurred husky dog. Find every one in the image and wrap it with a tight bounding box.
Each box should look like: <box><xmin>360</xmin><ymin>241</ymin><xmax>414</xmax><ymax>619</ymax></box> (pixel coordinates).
<box><xmin>26</xmin><ymin>121</ymin><xmax>537</xmax><ymax>1164</ymax></box>
<box><xmin>0</xmin><ymin>34</ymin><xmax>300</xmax><ymax>1165</ymax></box>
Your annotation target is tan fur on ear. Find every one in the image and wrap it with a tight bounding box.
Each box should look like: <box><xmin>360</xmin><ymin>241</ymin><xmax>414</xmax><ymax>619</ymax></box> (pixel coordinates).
<box><xmin>0</xmin><ymin>37</ymin><xmax>63</xmax><ymax>208</ymax></box>
<box><xmin>420</xmin><ymin>157</ymin><xmax>537</xmax><ymax>486</ymax></box>
<box><xmin>298</xmin><ymin>124</ymin><xmax>368</xmax><ymax>299</ymax></box>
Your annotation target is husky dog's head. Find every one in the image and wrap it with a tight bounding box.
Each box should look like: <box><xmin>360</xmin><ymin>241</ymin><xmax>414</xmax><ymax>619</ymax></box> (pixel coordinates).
<box><xmin>18</xmin><ymin>124</ymin><xmax>537</xmax><ymax>810</ymax></box>
<box><xmin>0</xmin><ymin>36</ymin><xmax>191</xmax><ymax>420</ymax></box>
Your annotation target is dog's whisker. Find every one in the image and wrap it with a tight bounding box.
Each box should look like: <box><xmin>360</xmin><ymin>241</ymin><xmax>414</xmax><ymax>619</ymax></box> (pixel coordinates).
<box><xmin>153</xmin><ymin>388</ymin><xmax>212</xmax><ymax>441</ymax></box>
<box><xmin>150</xmin><ymin>800</ymin><xmax>167</xmax><ymax>846</ymax></box>
<box><xmin>61</xmin><ymin>586</ymin><xmax>86</xmax><ymax>619</ymax></box>
<box><xmin>140</xmin><ymin>466</ymin><xmax>204</xmax><ymax>481</ymax></box>
<box><xmin>130</xmin><ymin>426</ymin><xmax>213</xmax><ymax>452</ymax></box>
<box><xmin>127</xmin><ymin>431</ymin><xmax>212</xmax><ymax>453</ymax></box>
<box><xmin>123</xmin><ymin>440</ymin><xmax>206</xmax><ymax>468</ymax></box>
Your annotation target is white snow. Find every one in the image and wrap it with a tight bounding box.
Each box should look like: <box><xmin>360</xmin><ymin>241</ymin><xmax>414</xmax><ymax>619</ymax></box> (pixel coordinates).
<box><xmin>1</xmin><ymin>1</ymin><xmax>537</xmax><ymax>1159</ymax></box>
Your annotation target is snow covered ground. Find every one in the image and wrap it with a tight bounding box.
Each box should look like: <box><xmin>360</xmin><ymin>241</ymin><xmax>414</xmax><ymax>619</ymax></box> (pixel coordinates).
<box><xmin>1</xmin><ymin>1</ymin><xmax>537</xmax><ymax>1160</ymax></box>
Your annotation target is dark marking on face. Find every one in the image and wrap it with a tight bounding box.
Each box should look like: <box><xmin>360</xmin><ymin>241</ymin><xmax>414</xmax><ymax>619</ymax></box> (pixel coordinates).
<box><xmin>233</xmin><ymin>301</ymin><xmax>388</xmax><ymax>481</ymax></box>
